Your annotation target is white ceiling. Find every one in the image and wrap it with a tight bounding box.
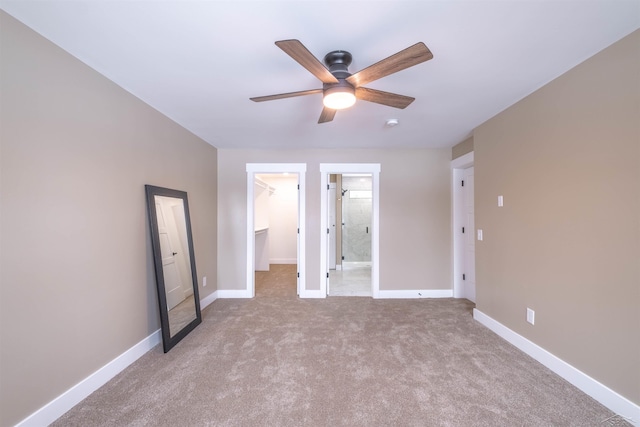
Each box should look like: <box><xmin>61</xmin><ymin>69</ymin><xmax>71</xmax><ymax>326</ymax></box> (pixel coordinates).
<box><xmin>1</xmin><ymin>1</ymin><xmax>638</xmax><ymax>150</ymax></box>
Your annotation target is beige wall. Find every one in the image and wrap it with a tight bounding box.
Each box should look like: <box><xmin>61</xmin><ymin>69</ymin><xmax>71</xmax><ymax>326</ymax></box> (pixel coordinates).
<box><xmin>218</xmin><ymin>148</ymin><xmax>451</xmax><ymax>292</ymax></box>
<box><xmin>474</xmin><ymin>30</ymin><xmax>639</xmax><ymax>404</ymax></box>
<box><xmin>452</xmin><ymin>136</ymin><xmax>474</xmax><ymax>160</ymax></box>
<box><xmin>0</xmin><ymin>12</ymin><xmax>217</xmax><ymax>426</ymax></box>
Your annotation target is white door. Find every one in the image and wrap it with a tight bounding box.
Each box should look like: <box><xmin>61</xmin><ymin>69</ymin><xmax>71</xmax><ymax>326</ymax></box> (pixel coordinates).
<box><xmin>156</xmin><ymin>200</ymin><xmax>184</xmax><ymax>310</ymax></box>
<box><xmin>170</xmin><ymin>204</ymin><xmax>194</xmax><ymax>298</ymax></box>
<box><xmin>296</xmin><ymin>175</ymin><xmax>301</xmax><ymax>296</ymax></box>
<box><xmin>328</xmin><ymin>183</ymin><xmax>337</xmax><ymax>270</ymax></box>
<box><xmin>463</xmin><ymin>167</ymin><xmax>476</xmax><ymax>302</ymax></box>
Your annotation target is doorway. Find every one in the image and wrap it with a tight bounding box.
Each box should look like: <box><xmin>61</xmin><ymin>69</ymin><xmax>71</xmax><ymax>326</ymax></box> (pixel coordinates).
<box><xmin>328</xmin><ymin>174</ymin><xmax>373</xmax><ymax>296</ymax></box>
<box><xmin>246</xmin><ymin>164</ymin><xmax>306</xmax><ymax>298</ymax></box>
<box><xmin>452</xmin><ymin>152</ymin><xmax>476</xmax><ymax>301</ymax></box>
<box><xmin>320</xmin><ymin>164</ymin><xmax>380</xmax><ymax>298</ymax></box>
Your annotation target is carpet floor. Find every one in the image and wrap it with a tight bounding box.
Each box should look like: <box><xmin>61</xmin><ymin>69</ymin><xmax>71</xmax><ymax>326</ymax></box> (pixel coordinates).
<box><xmin>51</xmin><ymin>265</ymin><xmax>626</xmax><ymax>426</ymax></box>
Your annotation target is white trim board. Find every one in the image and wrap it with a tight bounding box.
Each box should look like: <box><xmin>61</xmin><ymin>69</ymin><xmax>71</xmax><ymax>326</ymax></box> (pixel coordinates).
<box><xmin>298</xmin><ymin>289</ymin><xmax>325</xmax><ymax>299</ymax></box>
<box><xmin>269</xmin><ymin>258</ymin><xmax>297</xmax><ymax>264</ymax></box>
<box><xmin>216</xmin><ymin>289</ymin><xmax>252</xmax><ymax>298</ymax></box>
<box><xmin>15</xmin><ymin>288</ymin><xmax>222</xmax><ymax>427</ymax></box>
<box><xmin>376</xmin><ymin>289</ymin><xmax>453</xmax><ymax>299</ymax></box>
<box><xmin>451</xmin><ymin>151</ymin><xmax>474</xmax><ymax>299</ymax></box>
<box><xmin>15</xmin><ymin>330</ymin><xmax>162</xmax><ymax>427</ymax></box>
<box><xmin>474</xmin><ymin>309</ymin><xmax>640</xmax><ymax>426</ymax></box>
<box><xmin>200</xmin><ymin>290</ymin><xmax>218</xmax><ymax>309</ymax></box>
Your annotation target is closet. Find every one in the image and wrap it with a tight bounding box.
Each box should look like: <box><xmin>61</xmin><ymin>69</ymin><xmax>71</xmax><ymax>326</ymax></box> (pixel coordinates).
<box><xmin>254</xmin><ymin>178</ymin><xmax>274</xmax><ymax>271</ymax></box>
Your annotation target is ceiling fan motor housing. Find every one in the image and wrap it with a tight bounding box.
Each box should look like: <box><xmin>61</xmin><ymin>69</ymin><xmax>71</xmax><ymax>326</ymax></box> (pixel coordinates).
<box><xmin>324</xmin><ymin>50</ymin><xmax>353</xmax><ymax>79</ymax></box>
<box><xmin>323</xmin><ymin>50</ymin><xmax>356</xmax><ymax>103</ymax></box>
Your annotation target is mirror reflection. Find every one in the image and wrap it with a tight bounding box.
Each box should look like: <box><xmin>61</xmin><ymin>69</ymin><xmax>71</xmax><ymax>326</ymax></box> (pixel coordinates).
<box><xmin>153</xmin><ymin>195</ymin><xmax>197</xmax><ymax>336</ymax></box>
<box><xmin>146</xmin><ymin>185</ymin><xmax>201</xmax><ymax>353</ymax></box>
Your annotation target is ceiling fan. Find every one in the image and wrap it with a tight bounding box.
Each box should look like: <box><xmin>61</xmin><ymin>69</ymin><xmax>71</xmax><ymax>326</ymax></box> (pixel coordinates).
<box><xmin>250</xmin><ymin>39</ymin><xmax>433</xmax><ymax>124</ymax></box>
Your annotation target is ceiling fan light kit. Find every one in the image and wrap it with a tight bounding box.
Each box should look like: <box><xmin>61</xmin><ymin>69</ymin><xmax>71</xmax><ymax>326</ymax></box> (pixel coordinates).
<box><xmin>250</xmin><ymin>39</ymin><xmax>433</xmax><ymax>124</ymax></box>
<box><xmin>322</xmin><ymin>81</ymin><xmax>356</xmax><ymax>110</ymax></box>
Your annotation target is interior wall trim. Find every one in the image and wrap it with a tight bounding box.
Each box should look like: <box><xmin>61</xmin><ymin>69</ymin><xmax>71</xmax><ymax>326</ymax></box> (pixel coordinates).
<box><xmin>15</xmin><ymin>288</ymin><xmax>232</xmax><ymax>426</ymax></box>
<box><xmin>200</xmin><ymin>291</ymin><xmax>218</xmax><ymax>309</ymax></box>
<box><xmin>216</xmin><ymin>289</ymin><xmax>252</xmax><ymax>298</ymax></box>
<box><xmin>298</xmin><ymin>289</ymin><xmax>325</xmax><ymax>299</ymax></box>
<box><xmin>451</xmin><ymin>151</ymin><xmax>474</xmax><ymax>299</ymax></box>
<box><xmin>473</xmin><ymin>309</ymin><xmax>640</xmax><ymax>426</ymax></box>
<box><xmin>269</xmin><ymin>258</ymin><xmax>297</xmax><ymax>264</ymax></box>
<box><xmin>375</xmin><ymin>289</ymin><xmax>453</xmax><ymax>299</ymax></box>
<box><xmin>15</xmin><ymin>330</ymin><xmax>162</xmax><ymax>427</ymax></box>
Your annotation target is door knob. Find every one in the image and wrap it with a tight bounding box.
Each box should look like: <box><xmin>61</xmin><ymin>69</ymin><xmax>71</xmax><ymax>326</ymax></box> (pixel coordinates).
<box><xmin>172</xmin><ymin>252</ymin><xmax>178</xmax><ymax>256</ymax></box>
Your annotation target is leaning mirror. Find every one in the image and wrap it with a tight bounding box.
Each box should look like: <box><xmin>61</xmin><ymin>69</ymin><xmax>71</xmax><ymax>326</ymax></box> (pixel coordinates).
<box><xmin>145</xmin><ymin>185</ymin><xmax>201</xmax><ymax>352</ymax></box>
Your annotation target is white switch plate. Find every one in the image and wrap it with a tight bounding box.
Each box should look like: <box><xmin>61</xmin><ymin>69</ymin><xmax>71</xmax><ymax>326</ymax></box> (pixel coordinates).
<box><xmin>527</xmin><ymin>308</ymin><xmax>535</xmax><ymax>325</ymax></box>
<box><xmin>498</xmin><ymin>195</ymin><xmax>504</xmax><ymax>207</ymax></box>
<box><xmin>203</xmin><ymin>276</ymin><xmax>207</xmax><ymax>287</ymax></box>
<box><xmin>477</xmin><ymin>229</ymin><xmax>483</xmax><ymax>241</ymax></box>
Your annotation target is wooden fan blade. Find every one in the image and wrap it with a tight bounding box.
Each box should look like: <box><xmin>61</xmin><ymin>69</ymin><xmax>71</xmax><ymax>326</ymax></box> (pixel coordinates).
<box><xmin>346</xmin><ymin>42</ymin><xmax>433</xmax><ymax>87</ymax></box>
<box><xmin>355</xmin><ymin>87</ymin><xmax>415</xmax><ymax>109</ymax></box>
<box><xmin>318</xmin><ymin>107</ymin><xmax>336</xmax><ymax>124</ymax></box>
<box><xmin>250</xmin><ymin>88</ymin><xmax>322</xmax><ymax>102</ymax></box>
<box><xmin>276</xmin><ymin>40</ymin><xmax>339</xmax><ymax>84</ymax></box>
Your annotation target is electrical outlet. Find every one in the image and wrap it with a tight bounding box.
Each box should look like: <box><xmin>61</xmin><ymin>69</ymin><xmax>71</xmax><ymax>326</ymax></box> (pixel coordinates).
<box><xmin>477</xmin><ymin>229</ymin><xmax>483</xmax><ymax>241</ymax></box>
<box><xmin>203</xmin><ymin>276</ymin><xmax>207</xmax><ymax>287</ymax></box>
<box><xmin>527</xmin><ymin>308</ymin><xmax>535</xmax><ymax>325</ymax></box>
<box><xmin>498</xmin><ymin>195</ymin><xmax>504</xmax><ymax>207</ymax></box>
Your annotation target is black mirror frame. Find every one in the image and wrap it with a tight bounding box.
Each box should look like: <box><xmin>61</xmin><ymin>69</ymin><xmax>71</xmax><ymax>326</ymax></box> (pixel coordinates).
<box><xmin>145</xmin><ymin>185</ymin><xmax>202</xmax><ymax>353</ymax></box>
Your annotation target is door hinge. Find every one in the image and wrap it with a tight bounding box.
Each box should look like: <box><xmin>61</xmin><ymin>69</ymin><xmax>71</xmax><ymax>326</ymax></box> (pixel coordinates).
<box><xmin>297</xmin><ymin>228</ymin><xmax>299</xmax><ymax>234</ymax></box>
<box><xmin>463</xmin><ymin>274</ymin><xmax>466</xmax><ymax>280</ymax></box>
<box><xmin>461</xmin><ymin>180</ymin><xmax>464</xmax><ymax>187</ymax></box>
<box><xmin>327</xmin><ymin>184</ymin><xmax>330</xmax><ymax>190</ymax></box>
<box><xmin>297</xmin><ymin>184</ymin><xmax>300</xmax><ymax>190</ymax></box>
<box><xmin>297</xmin><ymin>272</ymin><xmax>300</xmax><ymax>278</ymax></box>
<box><xmin>327</xmin><ymin>228</ymin><xmax>330</xmax><ymax>234</ymax></box>
<box><xmin>327</xmin><ymin>272</ymin><xmax>329</xmax><ymax>278</ymax></box>
<box><xmin>462</xmin><ymin>227</ymin><xmax>465</xmax><ymax>233</ymax></box>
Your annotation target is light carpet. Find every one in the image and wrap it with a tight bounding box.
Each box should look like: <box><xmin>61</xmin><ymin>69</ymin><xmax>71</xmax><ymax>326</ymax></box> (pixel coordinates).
<box><xmin>51</xmin><ymin>265</ymin><xmax>626</xmax><ymax>426</ymax></box>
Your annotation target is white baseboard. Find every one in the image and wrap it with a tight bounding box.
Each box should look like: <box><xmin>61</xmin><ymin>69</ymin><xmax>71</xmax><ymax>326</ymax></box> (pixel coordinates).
<box><xmin>299</xmin><ymin>289</ymin><xmax>326</xmax><ymax>299</ymax></box>
<box><xmin>16</xmin><ymin>330</ymin><xmax>161</xmax><ymax>427</ymax></box>
<box><xmin>17</xmin><ymin>291</ymin><xmax>224</xmax><ymax>427</ymax></box>
<box><xmin>375</xmin><ymin>289</ymin><xmax>453</xmax><ymax>299</ymax></box>
<box><xmin>473</xmin><ymin>309</ymin><xmax>639</xmax><ymax>426</ymax></box>
<box><xmin>216</xmin><ymin>289</ymin><xmax>252</xmax><ymax>298</ymax></box>
<box><xmin>301</xmin><ymin>289</ymin><xmax>454</xmax><ymax>299</ymax></box>
<box><xmin>200</xmin><ymin>290</ymin><xmax>217</xmax><ymax>309</ymax></box>
<box><xmin>329</xmin><ymin>291</ymin><xmax>372</xmax><ymax>297</ymax></box>
<box><xmin>269</xmin><ymin>258</ymin><xmax>297</xmax><ymax>264</ymax></box>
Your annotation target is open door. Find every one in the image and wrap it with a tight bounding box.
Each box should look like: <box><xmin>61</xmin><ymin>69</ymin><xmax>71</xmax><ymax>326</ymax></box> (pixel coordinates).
<box><xmin>320</xmin><ymin>164</ymin><xmax>380</xmax><ymax>298</ymax></box>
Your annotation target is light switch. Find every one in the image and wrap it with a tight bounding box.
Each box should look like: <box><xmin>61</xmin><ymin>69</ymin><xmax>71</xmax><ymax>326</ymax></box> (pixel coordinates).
<box><xmin>477</xmin><ymin>229</ymin><xmax>483</xmax><ymax>241</ymax></box>
<box><xmin>203</xmin><ymin>276</ymin><xmax>207</xmax><ymax>287</ymax></box>
<box><xmin>498</xmin><ymin>195</ymin><xmax>504</xmax><ymax>207</ymax></box>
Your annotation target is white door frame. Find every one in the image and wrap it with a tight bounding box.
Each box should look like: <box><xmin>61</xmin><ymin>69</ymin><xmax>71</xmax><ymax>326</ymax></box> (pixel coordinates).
<box><xmin>328</xmin><ymin>182</ymin><xmax>337</xmax><ymax>271</ymax></box>
<box><xmin>451</xmin><ymin>152</ymin><xmax>474</xmax><ymax>298</ymax></box>
<box><xmin>320</xmin><ymin>163</ymin><xmax>380</xmax><ymax>298</ymax></box>
<box><xmin>246</xmin><ymin>163</ymin><xmax>306</xmax><ymax>298</ymax></box>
